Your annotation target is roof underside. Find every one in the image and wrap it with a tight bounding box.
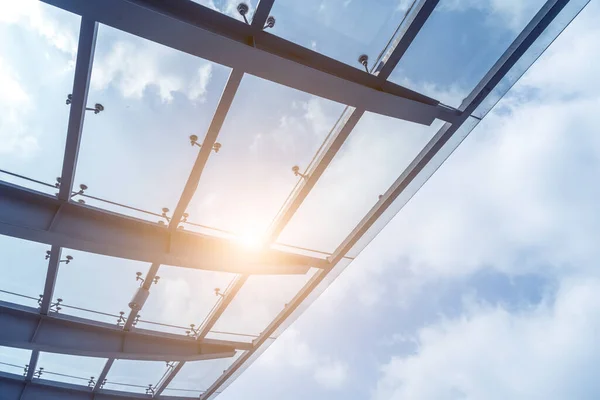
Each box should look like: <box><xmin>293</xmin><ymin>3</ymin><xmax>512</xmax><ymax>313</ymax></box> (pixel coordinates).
<box><xmin>0</xmin><ymin>0</ymin><xmax>588</xmax><ymax>398</ymax></box>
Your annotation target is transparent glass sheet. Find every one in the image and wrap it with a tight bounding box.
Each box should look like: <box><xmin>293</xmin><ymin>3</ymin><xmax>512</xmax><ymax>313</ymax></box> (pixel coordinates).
<box><xmin>37</xmin><ymin>352</ymin><xmax>106</xmax><ymax>386</ymax></box>
<box><xmin>0</xmin><ymin>236</ymin><xmax>49</xmax><ymax>307</ymax></box>
<box><xmin>52</xmin><ymin>249</ymin><xmax>148</xmax><ymax>324</ymax></box>
<box><xmin>135</xmin><ymin>265</ymin><xmax>236</xmax><ymax>336</ymax></box>
<box><xmin>277</xmin><ymin>113</ymin><xmax>443</xmax><ymax>253</ymax></box>
<box><xmin>104</xmin><ymin>359</ymin><xmax>168</xmax><ymax>394</ymax></box>
<box><xmin>210</xmin><ymin>268</ymin><xmax>318</xmax><ymax>338</ymax></box>
<box><xmin>192</xmin><ymin>0</ymin><xmax>258</xmax><ymax>22</ymax></box>
<box><xmin>0</xmin><ymin>2</ymin><xmax>80</xmax><ymax>193</ymax></box>
<box><xmin>162</xmin><ymin>352</ymin><xmax>243</xmax><ymax>396</ymax></box>
<box><xmin>184</xmin><ymin>74</ymin><xmax>345</xmax><ymax>239</ymax></box>
<box><xmin>389</xmin><ymin>0</ymin><xmax>546</xmax><ymax>107</ymax></box>
<box><xmin>75</xmin><ymin>24</ymin><xmax>231</xmax><ymax>221</ymax></box>
<box><xmin>0</xmin><ymin>346</ymin><xmax>30</xmax><ymax>375</ymax></box>
<box><xmin>270</xmin><ymin>0</ymin><xmax>415</xmax><ymax>68</ymax></box>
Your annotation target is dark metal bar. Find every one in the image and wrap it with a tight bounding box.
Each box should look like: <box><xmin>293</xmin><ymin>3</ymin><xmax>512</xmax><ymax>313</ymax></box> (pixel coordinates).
<box><xmin>169</xmin><ymin>69</ymin><xmax>244</xmax><ymax>231</ymax></box>
<box><xmin>0</xmin><ymin>301</ymin><xmax>244</xmax><ymax>361</ymax></box>
<box><xmin>40</xmin><ymin>0</ymin><xmax>453</xmax><ymax>125</ymax></box>
<box><xmin>250</xmin><ymin>0</ymin><xmax>275</xmax><ymax>30</ymax></box>
<box><xmin>57</xmin><ymin>18</ymin><xmax>98</xmax><ymax>201</ymax></box>
<box><xmin>0</xmin><ymin>181</ymin><xmax>324</xmax><ymax>274</ymax></box>
<box><xmin>39</xmin><ymin>247</ymin><xmax>62</xmax><ymax>315</ymax></box>
<box><xmin>92</xmin><ymin>358</ymin><xmax>114</xmax><ymax>392</ymax></box>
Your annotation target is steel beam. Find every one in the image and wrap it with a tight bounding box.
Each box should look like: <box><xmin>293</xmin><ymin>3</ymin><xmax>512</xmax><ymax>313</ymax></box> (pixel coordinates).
<box><xmin>0</xmin><ymin>301</ymin><xmax>251</xmax><ymax>361</ymax></box>
<box><xmin>0</xmin><ymin>371</ymin><xmax>195</xmax><ymax>400</ymax></box>
<box><xmin>39</xmin><ymin>246</ymin><xmax>62</xmax><ymax>315</ymax></box>
<box><xmin>57</xmin><ymin>18</ymin><xmax>98</xmax><ymax>201</ymax></box>
<box><xmin>169</xmin><ymin>69</ymin><xmax>244</xmax><ymax>232</ymax></box>
<box><xmin>267</xmin><ymin>0</ymin><xmax>439</xmax><ymax>241</ymax></box>
<box><xmin>38</xmin><ymin>0</ymin><xmax>459</xmax><ymax>125</ymax></box>
<box><xmin>0</xmin><ymin>181</ymin><xmax>327</xmax><ymax>274</ymax></box>
<box><xmin>198</xmin><ymin>1</ymin><xmax>574</xmax><ymax>397</ymax></box>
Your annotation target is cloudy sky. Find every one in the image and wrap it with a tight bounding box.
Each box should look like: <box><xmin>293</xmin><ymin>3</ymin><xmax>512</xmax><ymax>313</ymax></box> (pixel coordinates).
<box><xmin>0</xmin><ymin>0</ymin><xmax>598</xmax><ymax>398</ymax></box>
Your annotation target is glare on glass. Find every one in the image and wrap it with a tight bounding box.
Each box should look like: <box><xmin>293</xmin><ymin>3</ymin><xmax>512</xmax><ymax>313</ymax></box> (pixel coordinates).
<box><xmin>184</xmin><ymin>74</ymin><xmax>345</xmax><ymax>241</ymax></box>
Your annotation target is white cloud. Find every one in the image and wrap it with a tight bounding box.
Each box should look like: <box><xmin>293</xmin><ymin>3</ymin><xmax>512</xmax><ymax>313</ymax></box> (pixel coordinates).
<box><xmin>91</xmin><ymin>39</ymin><xmax>213</xmax><ymax>103</ymax></box>
<box><xmin>371</xmin><ymin>278</ymin><xmax>600</xmax><ymax>400</ymax></box>
<box><xmin>441</xmin><ymin>0</ymin><xmax>547</xmax><ymax>32</ymax></box>
<box><xmin>0</xmin><ymin>0</ymin><xmax>78</xmax><ymax>55</ymax></box>
<box><xmin>258</xmin><ymin>328</ymin><xmax>349</xmax><ymax>390</ymax></box>
<box><xmin>0</xmin><ymin>57</ymin><xmax>38</xmax><ymax>156</ymax></box>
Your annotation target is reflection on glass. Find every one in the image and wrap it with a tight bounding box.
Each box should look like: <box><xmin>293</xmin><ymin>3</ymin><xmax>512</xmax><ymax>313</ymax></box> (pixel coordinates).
<box><xmin>0</xmin><ymin>236</ymin><xmax>48</xmax><ymax>307</ymax></box>
<box><xmin>137</xmin><ymin>265</ymin><xmax>236</xmax><ymax>336</ymax></box>
<box><xmin>162</xmin><ymin>352</ymin><xmax>243</xmax><ymax>396</ymax></box>
<box><xmin>270</xmin><ymin>0</ymin><xmax>416</xmax><ymax>68</ymax></box>
<box><xmin>37</xmin><ymin>352</ymin><xmax>107</xmax><ymax>386</ymax></box>
<box><xmin>210</xmin><ymin>269</ymin><xmax>317</xmax><ymax>337</ymax></box>
<box><xmin>0</xmin><ymin>346</ymin><xmax>30</xmax><ymax>375</ymax></box>
<box><xmin>390</xmin><ymin>1</ymin><xmax>546</xmax><ymax>107</ymax></box>
<box><xmin>278</xmin><ymin>112</ymin><xmax>442</xmax><ymax>253</ymax></box>
<box><xmin>0</xmin><ymin>2</ymin><xmax>79</xmax><ymax>191</ymax></box>
<box><xmin>185</xmin><ymin>74</ymin><xmax>344</xmax><ymax>238</ymax></box>
<box><xmin>53</xmin><ymin>249</ymin><xmax>148</xmax><ymax>324</ymax></box>
<box><xmin>104</xmin><ymin>359</ymin><xmax>168</xmax><ymax>394</ymax></box>
<box><xmin>192</xmin><ymin>0</ymin><xmax>258</xmax><ymax>22</ymax></box>
<box><xmin>75</xmin><ymin>24</ymin><xmax>231</xmax><ymax>221</ymax></box>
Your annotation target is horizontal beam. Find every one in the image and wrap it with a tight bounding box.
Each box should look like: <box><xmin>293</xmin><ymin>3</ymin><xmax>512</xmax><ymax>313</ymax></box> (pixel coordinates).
<box><xmin>0</xmin><ymin>181</ymin><xmax>328</xmax><ymax>274</ymax></box>
<box><xmin>0</xmin><ymin>372</ymin><xmax>195</xmax><ymax>400</ymax></box>
<box><xmin>0</xmin><ymin>301</ymin><xmax>252</xmax><ymax>361</ymax></box>
<box><xmin>40</xmin><ymin>0</ymin><xmax>460</xmax><ymax>125</ymax></box>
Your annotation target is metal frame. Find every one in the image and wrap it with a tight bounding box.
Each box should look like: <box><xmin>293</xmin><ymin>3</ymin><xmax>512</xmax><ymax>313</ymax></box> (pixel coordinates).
<box><xmin>0</xmin><ymin>0</ymin><xmax>584</xmax><ymax>398</ymax></box>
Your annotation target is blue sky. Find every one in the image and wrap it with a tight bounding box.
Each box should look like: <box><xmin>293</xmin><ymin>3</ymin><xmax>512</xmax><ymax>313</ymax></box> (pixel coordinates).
<box><xmin>0</xmin><ymin>0</ymin><xmax>598</xmax><ymax>398</ymax></box>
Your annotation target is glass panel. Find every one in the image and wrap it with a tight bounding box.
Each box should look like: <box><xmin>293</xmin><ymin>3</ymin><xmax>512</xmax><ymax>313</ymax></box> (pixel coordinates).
<box><xmin>0</xmin><ymin>346</ymin><xmax>30</xmax><ymax>375</ymax></box>
<box><xmin>135</xmin><ymin>265</ymin><xmax>236</xmax><ymax>336</ymax></box>
<box><xmin>37</xmin><ymin>352</ymin><xmax>106</xmax><ymax>386</ymax></box>
<box><xmin>75</xmin><ymin>24</ymin><xmax>231</xmax><ymax>221</ymax></box>
<box><xmin>184</xmin><ymin>74</ymin><xmax>344</xmax><ymax>239</ymax></box>
<box><xmin>473</xmin><ymin>0</ymin><xmax>590</xmax><ymax>119</ymax></box>
<box><xmin>104</xmin><ymin>359</ymin><xmax>168</xmax><ymax>394</ymax></box>
<box><xmin>270</xmin><ymin>0</ymin><xmax>416</xmax><ymax>68</ymax></box>
<box><xmin>192</xmin><ymin>0</ymin><xmax>258</xmax><ymax>22</ymax></box>
<box><xmin>162</xmin><ymin>353</ymin><xmax>243</xmax><ymax>396</ymax></box>
<box><xmin>210</xmin><ymin>269</ymin><xmax>317</xmax><ymax>338</ymax></box>
<box><xmin>52</xmin><ymin>249</ymin><xmax>147</xmax><ymax>324</ymax></box>
<box><xmin>0</xmin><ymin>236</ymin><xmax>49</xmax><ymax>307</ymax></box>
<box><xmin>389</xmin><ymin>1</ymin><xmax>546</xmax><ymax>107</ymax></box>
<box><xmin>277</xmin><ymin>112</ymin><xmax>443</xmax><ymax>253</ymax></box>
<box><xmin>0</xmin><ymin>2</ymin><xmax>80</xmax><ymax>193</ymax></box>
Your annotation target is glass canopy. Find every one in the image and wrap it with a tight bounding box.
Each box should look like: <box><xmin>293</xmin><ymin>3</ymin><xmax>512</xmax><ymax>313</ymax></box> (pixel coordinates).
<box><xmin>0</xmin><ymin>0</ymin><xmax>587</xmax><ymax>399</ymax></box>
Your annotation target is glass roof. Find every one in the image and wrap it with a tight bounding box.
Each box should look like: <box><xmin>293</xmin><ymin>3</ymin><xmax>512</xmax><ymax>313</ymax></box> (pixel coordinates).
<box><xmin>74</xmin><ymin>24</ymin><xmax>231</xmax><ymax>221</ymax></box>
<box><xmin>270</xmin><ymin>0</ymin><xmax>416</xmax><ymax>68</ymax></box>
<box><xmin>185</xmin><ymin>74</ymin><xmax>345</xmax><ymax>238</ymax></box>
<box><xmin>389</xmin><ymin>1</ymin><xmax>547</xmax><ymax>107</ymax></box>
<box><xmin>0</xmin><ymin>0</ymin><xmax>586</xmax><ymax>398</ymax></box>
